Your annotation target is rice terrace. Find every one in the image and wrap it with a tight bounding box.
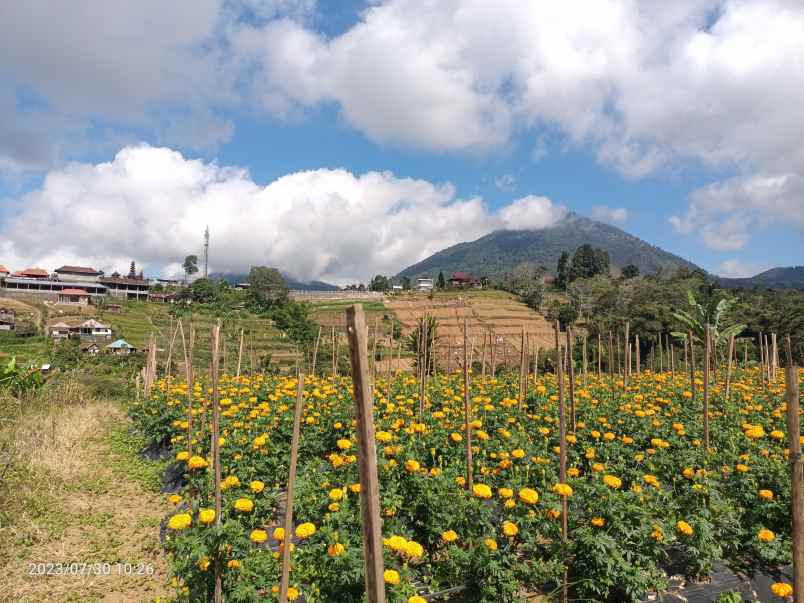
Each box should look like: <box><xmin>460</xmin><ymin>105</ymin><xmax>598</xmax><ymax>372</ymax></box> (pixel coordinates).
<box><xmin>1</xmin><ymin>2</ymin><xmax>804</xmax><ymax>603</ymax></box>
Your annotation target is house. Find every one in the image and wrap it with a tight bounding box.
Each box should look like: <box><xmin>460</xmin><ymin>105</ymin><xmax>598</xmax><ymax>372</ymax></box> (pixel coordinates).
<box><xmin>0</xmin><ymin>265</ymin><xmax>9</xmax><ymax>279</ymax></box>
<box><xmin>79</xmin><ymin>319</ymin><xmax>112</xmax><ymax>338</ymax></box>
<box><xmin>107</xmin><ymin>338</ymin><xmax>136</xmax><ymax>355</ymax></box>
<box><xmin>0</xmin><ymin>307</ymin><xmax>14</xmax><ymax>331</ymax></box>
<box><xmin>148</xmin><ymin>292</ymin><xmax>173</xmax><ymax>303</ymax></box>
<box><xmin>416</xmin><ymin>277</ymin><xmax>434</xmax><ymax>292</ymax></box>
<box><xmin>391</xmin><ymin>284</ymin><xmax>403</xmax><ymax>293</ymax></box>
<box><xmin>58</xmin><ymin>288</ymin><xmax>90</xmax><ymax>305</ymax></box>
<box><xmin>12</xmin><ymin>267</ymin><xmax>50</xmax><ymax>279</ymax></box>
<box><xmin>100</xmin><ymin>276</ymin><xmax>150</xmax><ymax>301</ymax></box>
<box><xmin>50</xmin><ymin>322</ymin><xmax>72</xmax><ymax>339</ymax></box>
<box><xmin>106</xmin><ymin>303</ymin><xmax>123</xmax><ymax>314</ymax></box>
<box><xmin>54</xmin><ymin>265</ymin><xmax>103</xmax><ymax>283</ymax></box>
<box><xmin>449</xmin><ymin>271</ymin><xmax>482</xmax><ymax>288</ymax></box>
<box><xmin>3</xmin><ymin>276</ymin><xmax>106</xmax><ymax>298</ymax></box>
<box><xmin>81</xmin><ymin>342</ymin><xmax>101</xmax><ymax>355</ymax></box>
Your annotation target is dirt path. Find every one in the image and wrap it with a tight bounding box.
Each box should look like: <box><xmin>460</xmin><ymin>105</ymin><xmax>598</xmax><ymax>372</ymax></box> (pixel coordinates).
<box><xmin>0</xmin><ymin>400</ymin><xmax>173</xmax><ymax>603</ymax></box>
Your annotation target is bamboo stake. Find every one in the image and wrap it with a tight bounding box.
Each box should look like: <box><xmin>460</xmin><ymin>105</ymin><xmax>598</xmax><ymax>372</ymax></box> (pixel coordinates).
<box><xmin>481</xmin><ymin>332</ymin><xmax>487</xmax><ymax>379</ymax></box>
<box><xmin>534</xmin><ymin>343</ymin><xmax>540</xmax><ymax>380</ymax></box>
<box><xmin>725</xmin><ymin>335</ymin><xmax>735</xmax><ymax>405</ymax></box>
<box><xmin>624</xmin><ymin>321</ymin><xmax>630</xmax><ymax>386</ymax></box>
<box><xmin>519</xmin><ymin>325</ymin><xmax>527</xmax><ymax>409</ymax></box>
<box><xmin>566</xmin><ymin>326</ymin><xmax>576</xmax><ymax>431</ymax></box>
<box><xmin>784</xmin><ymin>337</ymin><xmax>802</xmax><ymax>603</ymax></box>
<box><xmin>597</xmin><ymin>333</ymin><xmax>602</xmax><ymax>377</ymax></box>
<box><xmin>236</xmin><ymin>328</ymin><xmax>244</xmax><ymax>378</ymax></box>
<box><xmin>462</xmin><ymin>319</ymin><xmax>473</xmax><ymax>491</ymax></box>
<box><xmin>703</xmin><ymin>324</ymin><xmax>711</xmax><ymax>450</ymax></box>
<box><xmin>555</xmin><ymin>320</ymin><xmax>568</xmax><ymax>603</ymax></box>
<box><xmin>490</xmin><ymin>329</ymin><xmax>497</xmax><ymax>376</ymax></box>
<box><xmin>279</xmin><ymin>373</ymin><xmax>305</xmax><ymax>603</ymax></box>
<box><xmin>332</xmin><ymin>327</ymin><xmax>337</xmax><ymax>377</ymax></box>
<box><xmin>689</xmin><ymin>331</ymin><xmax>697</xmax><ymax>399</ymax></box>
<box><xmin>670</xmin><ymin>336</ymin><xmax>675</xmax><ymax>379</ymax></box>
<box><xmin>607</xmin><ymin>331</ymin><xmax>614</xmax><ymax>381</ymax></box>
<box><xmin>311</xmin><ymin>326</ymin><xmax>321</xmax><ymax>376</ymax></box>
<box><xmin>345</xmin><ymin>305</ymin><xmax>386</xmax><ymax>603</ymax></box>
<box><xmin>771</xmin><ymin>332</ymin><xmax>778</xmax><ymax>380</ymax></box>
<box><xmin>582</xmin><ymin>334</ymin><xmax>588</xmax><ymax>386</ymax></box>
<box><xmin>636</xmin><ymin>335</ymin><xmax>641</xmax><ymax>374</ymax></box>
<box><xmin>210</xmin><ymin>321</ymin><xmax>223</xmax><ymax>603</ymax></box>
<box><xmin>179</xmin><ymin>321</ymin><xmax>195</xmax><ymax>458</ymax></box>
<box><xmin>448</xmin><ymin>336</ymin><xmax>453</xmax><ymax>374</ymax></box>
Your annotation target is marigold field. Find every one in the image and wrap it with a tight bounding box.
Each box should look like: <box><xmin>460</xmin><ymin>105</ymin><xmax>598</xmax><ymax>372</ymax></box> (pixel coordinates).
<box><xmin>131</xmin><ymin>367</ymin><xmax>802</xmax><ymax>602</ymax></box>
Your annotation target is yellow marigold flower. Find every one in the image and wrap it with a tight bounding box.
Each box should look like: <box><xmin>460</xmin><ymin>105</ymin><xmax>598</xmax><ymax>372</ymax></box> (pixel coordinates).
<box><xmin>222</xmin><ymin>475</ymin><xmax>241</xmax><ymax>490</ymax></box>
<box><xmin>187</xmin><ymin>455</ymin><xmax>208</xmax><ymax>470</ymax></box>
<box><xmin>336</xmin><ymin>438</ymin><xmax>352</xmax><ymax>450</ymax></box>
<box><xmin>759</xmin><ymin>489</ymin><xmax>774</xmax><ymax>500</ymax></box>
<box><xmin>198</xmin><ymin>508</ymin><xmax>216</xmax><ymax>525</ymax></box>
<box><xmin>758</xmin><ymin>528</ymin><xmax>775</xmax><ymax>542</ymax></box>
<box><xmin>568</xmin><ymin>467</ymin><xmax>580</xmax><ymax>478</ymax></box>
<box><xmin>349</xmin><ymin>483</ymin><xmax>361</xmax><ymax>493</ymax></box>
<box><xmin>651</xmin><ymin>525</ymin><xmax>664</xmax><ymax>541</ymax></box>
<box><xmin>518</xmin><ymin>488</ymin><xmax>539</xmax><ymax>505</ymax></box>
<box><xmin>483</xmin><ymin>538</ymin><xmax>498</xmax><ymax>550</ymax></box>
<box><xmin>295</xmin><ymin>522</ymin><xmax>316</xmax><ymax>539</ymax></box>
<box><xmin>328</xmin><ymin>542</ymin><xmax>345</xmax><ymax>557</ymax></box>
<box><xmin>404</xmin><ymin>459</ymin><xmax>421</xmax><ymax>473</ymax></box>
<box><xmin>409</xmin><ymin>597</ymin><xmax>427</xmax><ymax>603</ymax></box>
<box><xmin>450</xmin><ymin>432</ymin><xmax>463</xmax><ymax>442</ymax></box>
<box><xmin>499</xmin><ymin>487</ymin><xmax>513</xmax><ymax>499</ymax></box>
<box><xmin>227</xmin><ymin>559</ymin><xmax>241</xmax><ymax>569</ymax></box>
<box><xmin>167</xmin><ymin>513</ymin><xmax>192</xmax><ymax>530</ymax></box>
<box><xmin>771</xmin><ymin>582</ymin><xmax>793</xmax><ymax>597</ymax></box>
<box><xmin>770</xmin><ymin>430</ymin><xmax>784</xmax><ymax>440</ymax></box>
<box><xmin>273</xmin><ymin>527</ymin><xmax>285</xmax><ymax>541</ymax></box>
<box><xmin>441</xmin><ymin>530</ymin><xmax>458</xmax><ymax>543</ymax></box>
<box><xmin>473</xmin><ymin>483</ymin><xmax>493</xmax><ymax>499</ymax></box>
<box><xmin>384</xmin><ymin>569</ymin><xmax>400</xmax><ymax>585</ymax></box>
<box><xmin>592</xmin><ymin>462</ymin><xmax>605</xmax><ymax>472</ymax></box>
<box><xmin>250</xmin><ymin>480</ymin><xmax>265</xmax><ymax>493</ymax></box>
<box><xmin>168</xmin><ymin>494</ymin><xmax>182</xmax><ymax>505</ymax></box>
<box><xmin>603</xmin><ymin>475</ymin><xmax>622</xmax><ymax>489</ymax></box>
<box><xmin>250</xmin><ymin>529</ymin><xmax>268</xmax><ymax>543</ymax></box>
<box><xmin>736</xmin><ymin>463</ymin><xmax>749</xmax><ymax>473</ymax></box>
<box><xmin>591</xmin><ymin>517</ymin><xmax>605</xmax><ymax>527</ymax></box>
<box><xmin>234</xmin><ymin>498</ymin><xmax>254</xmax><ymax>513</ymax></box>
<box><xmin>328</xmin><ymin>502</ymin><xmax>340</xmax><ymax>512</ymax></box>
<box><xmin>676</xmin><ymin>520</ymin><xmax>694</xmax><ymax>536</ymax></box>
<box><xmin>404</xmin><ymin>540</ymin><xmax>424</xmax><ymax>558</ymax></box>
<box><xmin>643</xmin><ymin>474</ymin><xmax>660</xmax><ymax>487</ymax></box>
<box><xmin>176</xmin><ymin>451</ymin><xmax>190</xmax><ymax>461</ymax></box>
<box><xmin>329</xmin><ymin>488</ymin><xmax>344</xmax><ymax>501</ymax></box>
<box><xmin>198</xmin><ymin>556</ymin><xmax>210</xmax><ymax>571</ymax></box>
<box><xmin>502</xmin><ymin>521</ymin><xmax>518</xmax><ymax>537</ymax></box>
<box><xmin>511</xmin><ymin>448</ymin><xmax>525</xmax><ymax>459</ymax></box>
<box><xmin>682</xmin><ymin>467</ymin><xmax>695</xmax><ymax>479</ymax></box>
<box><xmin>376</xmin><ymin>430</ymin><xmax>392</xmax><ymax>442</ymax></box>
<box><xmin>553</xmin><ymin>483</ymin><xmax>573</xmax><ymax>497</ymax></box>
<box><xmin>287</xmin><ymin>586</ymin><xmax>300</xmax><ymax>601</ymax></box>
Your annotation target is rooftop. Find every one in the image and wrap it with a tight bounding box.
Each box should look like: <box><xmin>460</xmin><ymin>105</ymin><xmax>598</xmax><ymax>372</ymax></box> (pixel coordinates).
<box><xmin>60</xmin><ymin>288</ymin><xmax>89</xmax><ymax>295</ymax></box>
<box><xmin>55</xmin><ymin>265</ymin><xmax>102</xmax><ymax>275</ymax></box>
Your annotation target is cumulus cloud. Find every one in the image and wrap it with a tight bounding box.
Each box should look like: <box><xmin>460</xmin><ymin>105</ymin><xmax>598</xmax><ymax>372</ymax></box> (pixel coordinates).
<box><xmin>590</xmin><ymin>205</ymin><xmax>630</xmax><ymax>225</ymax></box>
<box><xmin>0</xmin><ymin>146</ymin><xmax>566</xmax><ymax>284</ymax></box>
<box><xmin>716</xmin><ymin>258</ymin><xmax>771</xmax><ymax>278</ymax></box>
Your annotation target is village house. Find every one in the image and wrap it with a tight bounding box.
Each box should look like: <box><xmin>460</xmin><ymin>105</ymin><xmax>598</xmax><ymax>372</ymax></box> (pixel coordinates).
<box><xmin>0</xmin><ymin>307</ymin><xmax>15</xmax><ymax>331</ymax></box>
<box><xmin>79</xmin><ymin>319</ymin><xmax>112</xmax><ymax>338</ymax></box>
<box><xmin>54</xmin><ymin>265</ymin><xmax>103</xmax><ymax>283</ymax></box>
<box><xmin>106</xmin><ymin>338</ymin><xmax>136</xmax><ymax>355</ymax></box>
<box><xmin>148</xmin><ymin>292</ymin><xmax>173</xmax><ymax>303</ymax></box>
<box><xmin>106</xmin><ymin>303</ymin><xmax>123</xmax><ymax>314</ymax></box>
<box><xmin>449</xmin><ymin>271</ymin><xmax>482</xmax><ymax>288</ymax></box>
<box><xmin>416</xmin><ymin>277</ymin><xmax>434</xmax><ymax>292</ymax></box>
<box><xmin>11</xmin><ymin>267</ymin><xmax>50</xmax><ymax>279</ymax></box>
<box><xmin>50</xmin><ymin>322</ymin><xmax>72</xmax><ymax>339</ymax></box>
<box><xmin>81</xmin><ymin>342</ymin><xmax>101</xmax><ymax>355</ymax></box>
<box><xmin>100</xmin><ymin>275</ymin><xmax>150</xmax><ymax>301</ymax></box>
<box><xmin>58</xmin><ymin>288</ymin><xmax>90</xmax><ymax>305</ymax></box>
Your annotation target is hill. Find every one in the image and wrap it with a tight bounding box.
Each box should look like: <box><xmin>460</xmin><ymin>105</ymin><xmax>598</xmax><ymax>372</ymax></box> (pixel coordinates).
<box><xmin>717</xmin><ymin>266</ymin><xmax>804</xmax><ymax>290</ymax></box>
<box><xmin>209</xmin><ymin>272</ymin><xmax>339</xmax><ymax>291</ymax></box>
<box><xmin>396</xmin><ymin>212</ymin><xmax>699</xmax><ymax>280</ymax></box>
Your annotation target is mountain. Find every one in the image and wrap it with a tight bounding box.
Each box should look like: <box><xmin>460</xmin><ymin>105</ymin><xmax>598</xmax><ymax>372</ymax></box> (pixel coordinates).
<box><xmin>717</xmin><ymin>266</ymin><xmax>804</xmax><ymax>290</ymax></box>
<box><xmin>396</xmin><ymin>212</ymin><xmax>699</xmax><ymax>280</ymax></box>
<box><xmin>208</xmin><ymin>272</ymin><xmax>340</xmax><ymax>291</ymax></box>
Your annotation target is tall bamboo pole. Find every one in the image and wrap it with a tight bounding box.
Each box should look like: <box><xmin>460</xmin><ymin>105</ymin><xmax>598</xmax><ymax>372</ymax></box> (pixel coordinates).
<box><xmin>703</xmin><ymin>325</ymin><xmax>711</xmax><ymax>450</ymax></box>
<box><xmin>462</xmin><ymin>319</ymin><xmax>473</xmax><ymax>491</ymax></box>
<box><xmin>725</xmin><ymin>335</ymin><xmax>735</xmax><ymax>404</ymax></box>
<box><xmin>311</xmin><ymin>326</ymin><xmax>321</xmax><ymax>376</ymax></box>
<box><xmin>566</xmin><ymin>326</ymin><xmax>576</xmax><ymax>431</ymax></box>
<box><xmin>236</xmin><ymin>328</ymin><xmax>244</xmax><ymax>378</ymax></box>
<box><xmin>345</xmin><ymin>305</ymin><xmax>386</xmax><ymax>603</ymax></box>
<box><xmin>279</xmin><ymin>373</ymin><xmax>305</xmax><ymax>603</ymax></box>
<box><xmin>785</xmin><ymin>336</ymin><xmax>802</xmax><ymax>603</ymax></box>
<box><xmin>555</xmin><ymin>320</ymin><xmax>568</xmax><ymax>603</ymax></box>
<box><xmin>210</xmin><ymin>321</ymin><xmax>223</xmax><ymax>603</ymax></box>
<box><xmin>689</xmin><ymin>332</ymin><xmax>697</xmax><ymax>399</ymax></box>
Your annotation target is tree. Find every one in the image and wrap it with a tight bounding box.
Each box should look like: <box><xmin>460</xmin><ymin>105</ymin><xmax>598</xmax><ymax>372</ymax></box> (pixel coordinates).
<box><xmin>556</xmin><ymin>251</ymin><xmax>570</xmax><ymax>290</ymax></box>
<box><xmin>369</xmin><ymin>275</ymin><xmax>390</xmax><ymax>292</ymax></box>
<box><xmin>622</xmin><ymin>264</ymin><xmax>640</xmax><ymax>279</ymax></box>
<box><xmin>190</xmin><ymin>278</ymin><xmax>217</xmax><ymax>303</ymax></box>
<box><xmin>437</xmin><ymin>271</ymin><xmax>446</xmax><ymax>289</ymax></box>
<box><xmin>248</xmin><ymin>266</ymin><xmax>288</xmax><ymax>310</ymax></box>
<box><xmin>183</xmin><ymin>255</ymin><xmax>199</xmax><ymax>282</ymax></box>
<box><xmin>128</xmin><ymin>261</ymin><xmax>136</xmax><ymax>278</ymax></box>
<box><xmin>671</xmin><ymin>290</ymin><xmax>746</xmax><ymax>351</ymax></box>
<box><xmin>569</xmin><ymin>245</ymin><xmax>610</xmax><ymax>282</ymax></box>
<box><xmin>402</xmin><ymin>276</ymin><xmax>412</xmax><ymax>291</ymax></box>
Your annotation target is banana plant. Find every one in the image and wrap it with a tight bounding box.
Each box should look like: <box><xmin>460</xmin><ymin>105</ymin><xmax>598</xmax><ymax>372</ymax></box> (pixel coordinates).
<box><xmin>671</xmin><ymin>290</ymin><xmax>746</xmax><ymax>349</ymax></box>
<box><xmin>0</xmin><ymin>357</ymin><xmax>43</xmax><ymax>395</ymax></box>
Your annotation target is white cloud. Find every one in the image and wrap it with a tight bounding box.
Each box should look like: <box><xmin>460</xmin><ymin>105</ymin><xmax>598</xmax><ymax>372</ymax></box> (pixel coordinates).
<box><xmin>716</xmin><ymin>259</ymin><xmax>771</xmax><ymax>278</ymax></box>
<box><xmin>0</xmin><ymin>145</ymin><xmax>566</xmax><ymax>284</ymax></box>
<box><xmin>670</xmin><ymin>173</ymin><xmax>804</xmax><ymax>250</ymax></box>
<box><xmin>590</xmin><ymin>205</ymin><xmax>630</xmax><ymax>224</ymax></box>
<box><xmin>494</xmin><ymin>174</ymin><xmax>516</xmax><ymax>192</ymax></box>
<box><xmin>498</xmin><ymin>196</ymin><xmax>567</xmax><ymax>231</ymax></box>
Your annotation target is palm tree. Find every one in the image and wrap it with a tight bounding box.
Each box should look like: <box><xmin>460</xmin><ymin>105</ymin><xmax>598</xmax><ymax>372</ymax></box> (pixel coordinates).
<box><xmin>671</xmin><ymin>290</ymin><xmax>746</xmax><ymax>354</ymax></box>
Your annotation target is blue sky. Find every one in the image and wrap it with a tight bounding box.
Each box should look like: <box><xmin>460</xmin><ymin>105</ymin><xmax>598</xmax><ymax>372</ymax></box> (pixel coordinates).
<box><xmin>1</xmin><ymin>1</ymin><xmax>802</xmax><ymax>283</ymax></box>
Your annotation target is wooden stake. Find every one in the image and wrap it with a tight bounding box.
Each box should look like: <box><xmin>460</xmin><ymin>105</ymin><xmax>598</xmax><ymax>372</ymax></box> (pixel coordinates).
<box><xmin>518</xmin><ymin>325</ymin><xmax>527</xmax><ymax>409</ymax></box>
<box><xmin>279</xmin><ymin>373</ymin><xmax>305</xmax><ymax>603</ymax></box>
<box><xmin>635</xmin><ymin>335</ymin><xmax>641</xmax><ymax>374</ymax></box>
<box><xmin>624</xmin><ymin>322</ymin><xmax>630</xmax><ymax>386</ymax></box>
<box><xmin>236</xmin><ymin>328</ymin><xmax>244</xmax><ymax>378</ymax></box>
<box><xmin>703</xmin><ymin>325</ymin><xmax>710</xmax><ymax>450</ymax></box>
<box><xmin>311</xmin><ymin>326</ymin><xmax>321</xmax><ymax>376</ymax></box>
<box><xmin>784</xmin><ymin>339</ymin><xmax>802</xmax><ymax>603</ymax></box>
<box><xmin>597</xmin><ymin>333</ymin><xmax>602</xmax><ymax>377</ymax></box>
<box><xmin>689</xmin><ymin>331</ymin><xmax>697</xmax><ymax>399</ymax></box>
<box><xmin>555</xmin><ymin>320</ymin><xmax>568</xmax><ymax>603</ymax></box>
<box><xmin>179</xmin><ymin>321</ymin><xmax>195</xmax><ymax>458</ymax></box>
<box><xmin>462</xmin><ymin>319</ymin><xmax>473</xmax><ymax>491</ymax></box>
<box><xmin>566</xmin><ymin>326</ymin><xmax>576</xmax><ymax>432</ymax></box>
<box><xmin>481</xmin><ymin>332</ymin><xmax>487</xmax><ymax>379</ymax></box>
<box><xmin>725</xmin><ymin>335</ymin><xmax>735</xmax><ymax>405</ymax></box>
<box><xmin>210</xmin><ymin>320</ymin><xmax>223</xmax><ymax>603</ymax></box>
<box><xmin>344</xmin><ymin>305</ymin><xmax>386</xmax><ymax>603</ymax></box>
